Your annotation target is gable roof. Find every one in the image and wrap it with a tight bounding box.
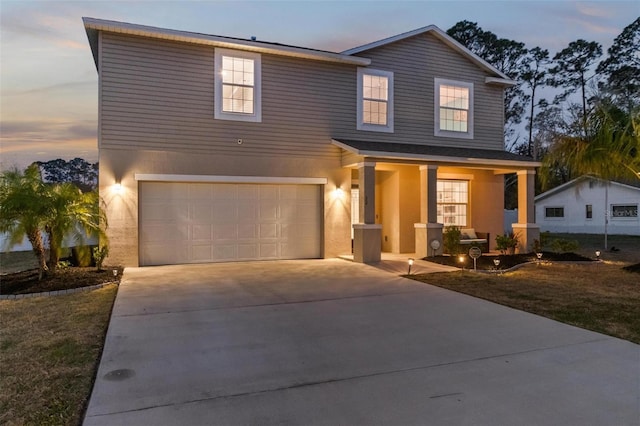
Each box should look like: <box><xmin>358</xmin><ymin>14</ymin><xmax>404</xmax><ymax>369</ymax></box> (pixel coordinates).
<box><xmin>332</xmin><ymin>139</ymin><xmax>539</xmax><ymax>168</ymax></box>
<box><xmin>83</xmin><ymin>17</ymin><xmax>371</xmax><ymax>69</ymax></box>
<box><xmin>535</xmin><ymin>175</ymin><xmax>640</xmax><ymax>202</ymax></box>
<box><xmin>342</xmin><ymin>25</ymin><xmax>515</xmax><ymax>86</ymax></box>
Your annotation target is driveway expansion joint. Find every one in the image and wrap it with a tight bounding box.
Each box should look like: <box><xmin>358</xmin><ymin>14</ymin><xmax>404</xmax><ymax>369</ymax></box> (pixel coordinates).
<box><xmin>87</xmin><ymin>336</ymin><xmax>611</xmax><ymax>419</ymax></box>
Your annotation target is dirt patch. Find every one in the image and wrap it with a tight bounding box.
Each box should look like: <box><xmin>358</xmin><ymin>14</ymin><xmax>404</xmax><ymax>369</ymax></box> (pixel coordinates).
<box><xmin>425</xmin><ymin>251</ymin><xmax>594</xmax><ymax>270</ymax></box>
<box><xmin>1</xmin><ymin>267</ymin><xmax>122</xmax><ymax>295</ymax></box>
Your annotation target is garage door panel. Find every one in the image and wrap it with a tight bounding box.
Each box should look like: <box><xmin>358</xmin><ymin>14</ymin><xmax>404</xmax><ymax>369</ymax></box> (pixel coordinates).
<box><xmin>191</xmin><ymin>224</ymin><xmax>213</xmax><ymax>240</ymax></box>
<box><xmin>259</xmin><ymin>243</ymin><xmax>278</xmax><ymax>258</ymax></box>
<box><xmin>259</xmin><ymin>223</ymin><xmax>278</xmax><ymax>239</ymax></box>
<box><xmin>237</xmin><ymin>223</ymin><xmax>257</xmax><ymax>239</ymax></box>
<box><xmin>191</xmin><ymin>244</ymin><xmax>213</xmax><ymax>262</ymax></box>
<box><xmin>213</xmin><ymin>224</ymin><xmax>237</xmax><ymax>240</ymax></box>
<box><xmin>140</xmin><ymin>182</ymin><xmax>321</xmax><ymax>265</ymax></box>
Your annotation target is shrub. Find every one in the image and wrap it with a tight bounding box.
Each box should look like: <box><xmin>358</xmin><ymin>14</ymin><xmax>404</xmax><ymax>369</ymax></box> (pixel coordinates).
<box><xmin>550</xmin><ymin>238</ymin><xmax>580</xmax><ymax>253</ymax></box>
<box><xmin>443</xmin><ymin>226</ymin><xmax>462</xmax><ymax>255</ymax></box>
<box><xmin>93</xmin><ymin>245</ymin><xmax>109</xmax><ymax>271</ymax></box>
<box><xmin>496</xmin><ymin>231</ymin><xmax>520</xmax><ymax>255</ymax></box>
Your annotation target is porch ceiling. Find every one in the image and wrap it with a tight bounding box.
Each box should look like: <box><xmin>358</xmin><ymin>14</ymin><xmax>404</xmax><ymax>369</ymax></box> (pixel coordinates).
<box><xmin>332</xmin><ymin>139</ymin><xmax>541</xmax><ymax>171</ymax></box>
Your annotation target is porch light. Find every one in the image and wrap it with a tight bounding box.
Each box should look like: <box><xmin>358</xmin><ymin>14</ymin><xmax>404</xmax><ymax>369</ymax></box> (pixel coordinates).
<box><xmin>113</xmin><ymin>182</ymin><xmax>124</xmax><ymax>194</ymax></box>
<box><xmin>332</xmin><ymin>186</ymin><xmax>345</xmax><ymax>199</ymax></box>
<box><xmin>595</xmin><ymin>250</ymin><xmax>601</xmax><ymax>260</ymax></box>
<box><xmin>408</xmin><ymin>258</ymin><xmax>414</xmax><ymax>275</ymax></box>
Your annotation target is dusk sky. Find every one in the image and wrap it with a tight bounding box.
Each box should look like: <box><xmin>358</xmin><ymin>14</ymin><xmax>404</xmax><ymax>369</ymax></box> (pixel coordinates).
<box><xmin>1</xmin><ymin>0</ymin><xmax>638</xmax><ymax>170</ymax></box>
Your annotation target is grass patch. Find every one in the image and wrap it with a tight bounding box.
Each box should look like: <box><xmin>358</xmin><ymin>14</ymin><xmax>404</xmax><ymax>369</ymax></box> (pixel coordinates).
<box><xmin>408</xmin><ymin>262</ymin><xmax>640</xmax><ymax>344</ymax></box>
<box><xmin>0</xmin><ymin>285</ymin><xmax>117</xmax><ymax>425</ymax></box>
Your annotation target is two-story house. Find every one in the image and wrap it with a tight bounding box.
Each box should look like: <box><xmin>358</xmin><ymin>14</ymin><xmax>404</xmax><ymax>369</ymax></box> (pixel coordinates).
<box><xmin>84</xmin><ymin>17</ymin><xmax>540</xmax><ymax>267</ymax></box>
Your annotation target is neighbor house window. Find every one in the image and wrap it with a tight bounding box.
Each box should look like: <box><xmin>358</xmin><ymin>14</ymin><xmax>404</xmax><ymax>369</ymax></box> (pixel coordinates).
<box><xmin>545</xmin><ymin>207</ymin><xmax>564</xmax><ymax>218</ymax></box>
<box><xmin>214</xmin><ymin>49</ymin><xmax>261</xmax><ymax>122</ymax></box>
<box><xmin>586</xmin><ymin>204</ymin><xmax>593</xmax><ymax>219</ymax></box>
<box><xmin>357</xmin><ymin>68</ymin><xmax>394</xmax><ymax>133</ymax></box>
<box><xmin>434</xmin><ymin>78</ymin><xmax>473</xmax><ymax>139</ymax></box>
<box><xmin>611</xmin><ymin>204</ymin><xmax>638</xmax><ymax>218</ymax></box>
<box><xmin>437</xmin><ymin>180</ymin><xmax>468</xmax><ymax>227</ymax></box>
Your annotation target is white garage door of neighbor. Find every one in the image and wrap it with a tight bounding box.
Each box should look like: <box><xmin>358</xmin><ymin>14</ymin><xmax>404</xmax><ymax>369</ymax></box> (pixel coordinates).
<box><xmin>139</xmin><ymin>182</ymin><xmax>322</xmax><ymax>266</ymax></box>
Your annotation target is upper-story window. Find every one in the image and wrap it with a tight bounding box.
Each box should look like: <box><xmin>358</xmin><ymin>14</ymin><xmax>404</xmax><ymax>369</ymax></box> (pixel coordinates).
<box><xmin>357</xmin><ymin>68</ymin><xmax>394</xmax><ymax>133</ymax></box>
<box><xmin>434</xmin><ymin>78</ymin><xmax>473</xmax><ymax>139</ymax></box>
<box><xmin>214</xmin><ymin>49</ymin><xmax>261</xmax><ymax>122</ymax></box>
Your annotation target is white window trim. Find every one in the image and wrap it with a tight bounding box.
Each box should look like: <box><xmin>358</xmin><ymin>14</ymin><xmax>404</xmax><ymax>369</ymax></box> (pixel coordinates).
<box><xmin>214</xmin><ymin>48</ymin><xmax>262</xmax><ymax>123</ymax></box>
<box><xmin>357</xmin><ymin>68</ymin><xmax>394</xmax><ymax>133</ymax></box>
<box><xmin>434</xmin><ymin>77</ymin><xmax>474</xmax><ymax>139</ymax></box>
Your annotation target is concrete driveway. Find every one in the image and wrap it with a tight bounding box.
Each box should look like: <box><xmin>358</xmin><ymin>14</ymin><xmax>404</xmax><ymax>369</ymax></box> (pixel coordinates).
<box><xmin>84</xmin><ymin>259</ymin><xmax>639</xmax><ymax>425</ymax></box>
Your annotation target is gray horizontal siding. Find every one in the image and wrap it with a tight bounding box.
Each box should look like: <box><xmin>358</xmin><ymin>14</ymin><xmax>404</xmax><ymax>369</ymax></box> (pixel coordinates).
<box><xmin>99</xmin><ymin>31</ymin><xmax>506</xmax><ymax>162</ymax></box>
<box><xmin>100</xmin><ymin>33</ymin><xmax>354</xmax><ymax>161</ymax></box>
<box><xmin>333</xmin><ymin>33</ymin><xmax>504</xmax><ymax>150</ymax></box>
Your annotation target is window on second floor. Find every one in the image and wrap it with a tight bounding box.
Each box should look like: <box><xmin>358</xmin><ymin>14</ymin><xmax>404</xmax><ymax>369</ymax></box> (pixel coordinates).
<box><xmin>357</xmin><ymin>68</ymin><xmax>394</xmax><ymax>133</ymax></box>
<box><xmin>434</xmin><ymin>78</ymin><xmax>473</xmax><ymax>139</ymax></box>
<box><xmin>437</xmin><ymin>180</ymin><xmax>468</xmax><ymax>227</ymax></box>
<box><xmin>214</xmin><ymin>49</ymin><xmax>261</xmax><ymax>122</ymax></box>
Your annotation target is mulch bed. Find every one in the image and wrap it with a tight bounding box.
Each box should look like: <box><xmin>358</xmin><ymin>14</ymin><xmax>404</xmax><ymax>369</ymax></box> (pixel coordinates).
<box><xmin>622</xmin><ymin>263</ymin><xmax>640</xmax><ymax>274</ymax></box>
<box><xmin>425</xmin><ymin>251</ymin><xmax>595</xmax><ymax>270</ymax></box>
<box><xmin>1</xmin><ymin>267</ymin><xmax>123</xmax><ymax>295</ymax></box>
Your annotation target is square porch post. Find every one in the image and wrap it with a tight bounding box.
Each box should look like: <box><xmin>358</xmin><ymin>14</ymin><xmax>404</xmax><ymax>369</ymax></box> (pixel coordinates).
<box><xmin>512</xmin><ymin>169</ymin><xmax>540</xmax><ymax>252</ymax></box>
<box><xmin>415</xmin><ymin>165</ymin><xmax>443</xmax><ymax>257</ymax></box>
<box><xmin>353</xmin><ymin>162</ymin><xmax>381</xmax><ymax>263</ymax></box>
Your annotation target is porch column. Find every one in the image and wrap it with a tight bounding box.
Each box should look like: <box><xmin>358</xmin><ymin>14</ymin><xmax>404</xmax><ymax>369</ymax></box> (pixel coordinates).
<box><xmin>512</xmin><ymin>169</ymin><xmax>540</xmax><ymax>253</ymax></box>
<box><xmin>415</xmin><ymin>165</ymin><xmax>443</xmax><ymax>257</ymax></box>
<box><xmin>353</xmin><ymin>162</ymin><xmax>381</xmax><ymax>263</ymax></box>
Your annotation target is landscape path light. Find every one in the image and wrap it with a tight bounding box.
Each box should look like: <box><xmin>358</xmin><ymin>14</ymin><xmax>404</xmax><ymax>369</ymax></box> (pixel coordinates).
<box><xmin>407</xmin><ymin>258</ymin><xmax>414</xmax><ymax>275</ymax></box>
<box><xmin>595</xmin><ymin>250</ymin><xmax>601</xmax><ymax>261</ymax></box>
<box><xmin>536</xmin><ymin>252</ymin><xmax>543</xmax><ymax>263</ymax></box>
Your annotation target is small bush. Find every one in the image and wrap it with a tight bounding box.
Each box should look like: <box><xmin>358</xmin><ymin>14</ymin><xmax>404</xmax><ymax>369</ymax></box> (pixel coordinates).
<box><xmin>550</xmin><ymin>238</ymin><xmax>580</xmax><ymax>253</ymax></box>
<box><xmin>496</xmin><ymin>231</ymin><xmax>520</xmax><ymax>255</ymax></box>
<box><xmin>443</xmin><ymin>226</ymin><xmax>462</xmax><ymax>255</ymax></box>
<box><xmin>93</xmin><ymin>245</ymin><xmax>109</xmax><ymax>271</ymax></box>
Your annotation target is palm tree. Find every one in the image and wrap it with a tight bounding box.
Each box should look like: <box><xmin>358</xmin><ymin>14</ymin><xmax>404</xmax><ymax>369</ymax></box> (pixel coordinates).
<box><xmin>540</xmin><ymin>106</ymin><xmax>639</xmax><ymax>189</ymax></box>
<box><xmin>0</xmin><ymin>165</ymin><xmax>51</xmax><ymax>279</ymax></box>
<box><xmin>44</xmin><ymin>184</ymin><xmax>108</xmax><ymax>270</ymax></box>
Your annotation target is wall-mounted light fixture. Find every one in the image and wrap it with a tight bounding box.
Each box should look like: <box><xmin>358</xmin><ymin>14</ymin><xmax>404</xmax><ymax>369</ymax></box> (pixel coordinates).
<box><xmin>332</xmin><ymin>186</ymin><xmax>345</xmax><ymax>199</ymax></box>
<box><xmin>113</xmin><ymin>182</ymin><xmax>124</xmax><ymax>194</ymax></box>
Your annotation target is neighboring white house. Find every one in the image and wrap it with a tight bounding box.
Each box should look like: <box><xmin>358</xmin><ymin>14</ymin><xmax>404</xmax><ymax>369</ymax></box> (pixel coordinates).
<box><xmin>535</xmin><ymin>176</ymin><xmax>640</xmax><ymax>236</ymax></box>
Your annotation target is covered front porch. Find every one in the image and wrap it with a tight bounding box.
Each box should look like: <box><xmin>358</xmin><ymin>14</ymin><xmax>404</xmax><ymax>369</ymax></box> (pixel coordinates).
<box><xmin>333</xmin><ymin>139</ymin><xmax>540</xmax><ymax>263</ymax></box>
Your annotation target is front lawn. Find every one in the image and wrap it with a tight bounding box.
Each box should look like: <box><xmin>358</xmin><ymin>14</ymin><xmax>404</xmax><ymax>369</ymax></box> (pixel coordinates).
<box><xmin>408</xmin><ymin>262</ymin><xmax>640</xmax><ymax>343</ymax></box>
<box><xmin>0</xmin><ymin>285</ymin><xmax>117</xmax><ymax>425</ymax></box>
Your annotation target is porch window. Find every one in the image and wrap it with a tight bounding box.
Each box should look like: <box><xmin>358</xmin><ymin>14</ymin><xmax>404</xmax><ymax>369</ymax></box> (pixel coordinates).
<box><xmin>586</xmin><ymin>204</ymin><xmax>593</xmax><ymax>219</ymax></box>
<box><xmin>434</xmin><ymin>78</ymin><xmax>473</xmax><ymax>139</ymax></box>
<box><xmin>437</xmin><ymin>180</ymin><xmax>468</xmax><ymax>227</ymax></box>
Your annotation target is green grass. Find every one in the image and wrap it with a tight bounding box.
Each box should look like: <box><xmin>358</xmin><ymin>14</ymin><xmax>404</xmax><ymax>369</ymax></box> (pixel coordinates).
<box><xmin>0</xmin><ymin>285</ymin><xmax>117</xmax><ymax>425</ymax></box>
<box><xmin>409</xmin><ymin>262</ymin><xmax>640</xmax><ymax>343</ymax></box>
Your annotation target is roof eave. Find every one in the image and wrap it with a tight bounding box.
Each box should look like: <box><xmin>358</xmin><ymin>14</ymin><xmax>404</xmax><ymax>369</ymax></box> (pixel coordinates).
<box><xmin>82</xmin><ymin>17</ymin><xmax>371</xmax><ymax>67</ymax></box>
<box><xmin>332</xmin><ymin>140</ymin><xmax>540</xmax><ymax>169</ymax></box>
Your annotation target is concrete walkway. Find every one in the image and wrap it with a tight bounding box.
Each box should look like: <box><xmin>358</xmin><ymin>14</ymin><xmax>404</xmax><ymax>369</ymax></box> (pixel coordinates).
<box><xmin>84</xmin><ymin>259</ymin><xmax>639</xmax><ymax>425</ymax></box>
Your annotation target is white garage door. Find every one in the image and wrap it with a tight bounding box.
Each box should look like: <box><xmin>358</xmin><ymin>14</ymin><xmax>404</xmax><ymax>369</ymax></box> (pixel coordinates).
<box><xmin>139</xmin><ymin>182</ymin><xmax>322</xmax><ymax>266</ymax></box>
